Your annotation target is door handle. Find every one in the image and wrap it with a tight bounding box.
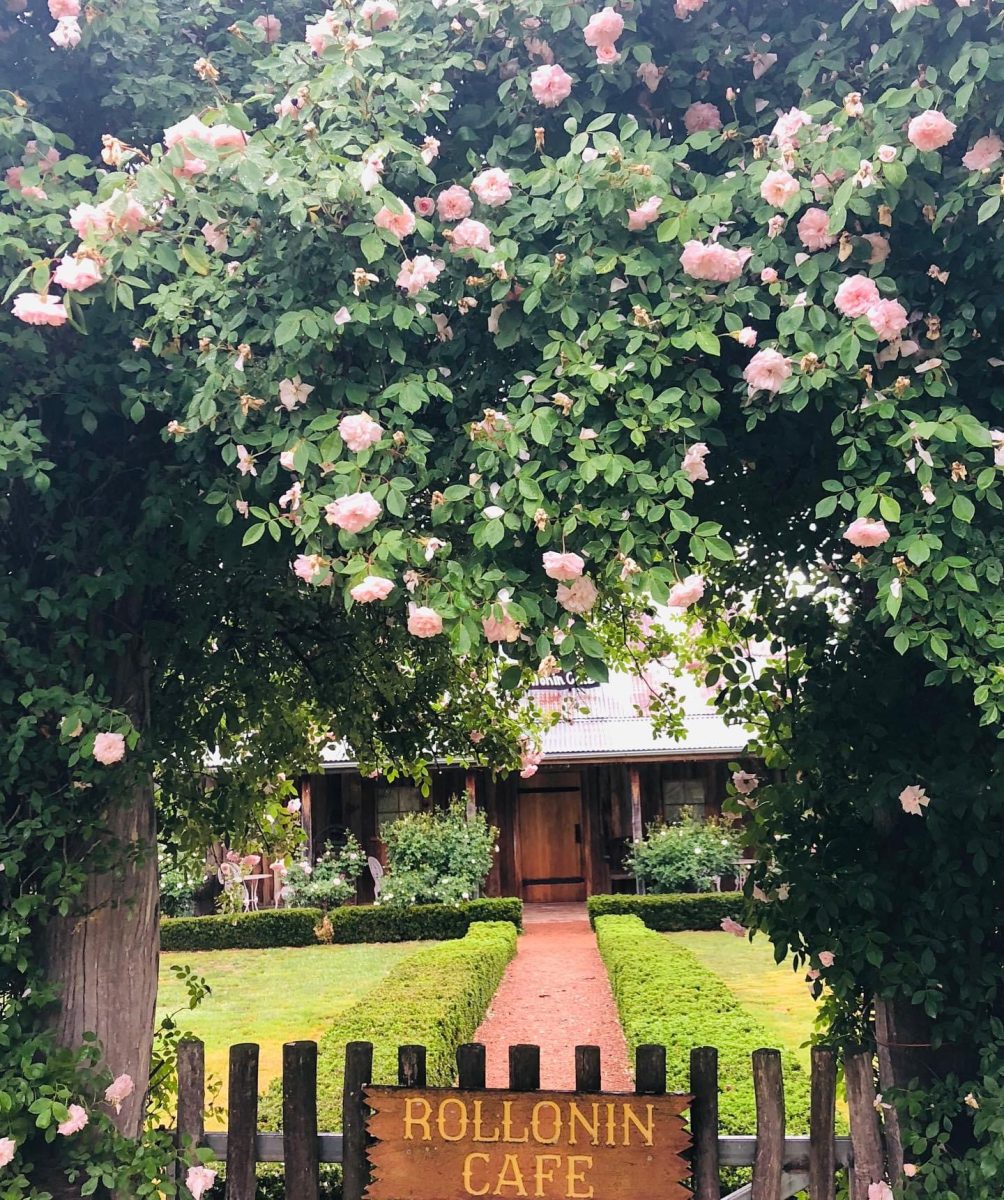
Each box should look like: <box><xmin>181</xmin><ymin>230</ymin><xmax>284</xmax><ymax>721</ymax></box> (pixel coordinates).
<box><xmin>574</xmin><ymin>823</ymin><xmax>582</xmax><ymax>844</ymax></box>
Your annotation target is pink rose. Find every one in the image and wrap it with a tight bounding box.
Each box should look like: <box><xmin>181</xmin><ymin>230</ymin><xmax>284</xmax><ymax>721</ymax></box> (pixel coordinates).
<box><xmin>843</xmin><ymin>517</ymin><xmax>890</xmax><ymax>548</ymax></box>
<box><xmin>374</xmin><ymin>201</ymin><xmax>415</xmax><ymax>239</ymax></box>
<box><xmin>866</xmin><ymin>298</ymin><xmax>908</xmax><ymax>342</ymax></box>
<box><xmin>482</xmin><ymin>605</ymin><xmax>521</xmax><ymax>642</ymax></box>
<box><xmin>636</xmin><ymin>62</ymin><xmax>661</xmax><ymax>92</ymax></box>
<box><xmin>436</xmin><ymin>185</ymin><xmax>473</xmax><ymax>221</ymax></box>
<box><xmin>206</xmin><ymin>123</ymin><xmax>246</xmax><ymax>152</ymax></box>
<box><xmin>877</xmin><ymin>144</ymin><xmax>898</xmax><ymax>164</ymax></box>
<box><xmin>962</xmin><ymin>134</ymin><xmax>1003</xmax><ymax>172</ymax></box>
<box><xmin>530</xmin><ymin>63</ymin><xmax>573</xmax><ymax>108</ymax></box>
<box><xmin>48</xmin><ymin>0</ymin><xmax>79</xmax><ymax>16</ymax></box>
<box><xmin>674</xmin><ymin>0</ymin><xmax>708</xmax><ymax>14</ymax></box>
<box><xmin>583</xmin><ymin>8</ymin><xmax>624</xmax><ymax>50</ymax></box>
<box><xmin>684</xmin><ymin>102</ymin><xmax>722</xmax><ymax>135</ymax></box>
<box><xmin>736</xmin><ymin>327</ymin><xmax>757</xmax><ymax>347</ymax></box>
<box><xmin>760</xmin><ymin>169</ymin><xmax>800</xmax><ymax>207</ymax></box>
<box><xmin>324</xmin><ymin>491</ymin><xmax>381</xmax><ymax>534</ymax></box>
<box><xmin>339</xmin><ymin>412</ymin><xmax>383</xmax><ymax>452</ymax></box>
<box><xmin>721</xmin><ymin>917</ymin><xmax>746</xmax><ymax>937</ymax></box>
<box><xmin>902</xmin><ymin>1165</ymin><xmax>918</xmax><ymax>1179</ymax></box>
<box><xmin>52</xmin><ymin>254</ymin><xmax>102</xmax><ymax>291</ymax></box>
<box><xmin>49</xmin><ymin>17</ymin><xmax>80</xmax><ymax>47</ymax></box>
<box><xmin>557</xmin><ymin>576</ymin><xmax>598</xmax><ymax>614</ymax></box>
<box><xmin>202</xmin><ymin>222</ymin><xmax>228</xmax><ymax>252</ymax></box>
<box><xmin>293</xmin><ymin>553</ymin><xmax>329</xmax><ymax>584</ymax></box>
<box><xmin>760</xmin><ymin>266</ymin><xmax>779</xmax><ymax>284</ymax></box>
<box><xmin>834</xmin><ymin>274</ymin><xmax>881</xmax><ymax>318</ymax></box>
<box><xmin>414</xmin><ymin>196</ymin><xmax>435</xmax><ymax>218</ymax></box>
<box><xmin>396</xmin><ymin>254</ymin><xmax>444</xmax><ymax>296</ymax></box>
<box><xmin>470</xmin><ymin>167</ymin><xmax>513</xmax><ymax>208</ymax></box>
<box><xmin>771</xmin><ymin>107</ymin><xmax>812</xmax><ymax>149</ymax></box>
<box><xmin>12</xmin><ymin>293</ymin><xmax>68</xmax><ymax>326</ymax></box>
<box><xmin>907</xmin><ymin>110</ymin><xmax>956</xmax><ymax>153</ymax></box>
<box><xmin>543</xmin><ymin>550</ymin><xmax>585</xmax><ymax>581</ymax></box>
<box><xmin>627</xmin><ymin>196</ymin><xmax>662</xmax><ymax>231</ymax></box>
<box><xmin>451</xmin><ymin>218</ymin><xmax>493</xmax><ymax>252</ymax></box>
<box><xmin>104</xmin><ymin>1074</ymin><xmax>134</xmax><ymax>1113</ymax></box>
<box><xmin>407</xmin><ymin>604</ymin><xmax>444</xmax><ymax>637</ymax></box>
<box><xmin>818</xmin><ymin>951</ymin><xmax>835</xmax><ymax>968</ymax></box>
<box><xmin>899</xmin><ymin>784</ymin><xmax>930</xmax><ymax>815</ymax></box>
<box><xmin>253</xmin><ymin>14</ymin><xmax>281</xmax><ymax>41</ymax></box>
<box><xmin>57</xmin><ymin>1104</ymin><xmax>88</xmax><ymax>1136</ymax></box>
<box><xmin>520</xmin><ymin>746</ymin><xmax>543</xmax><ymax>778</ymax></box>
<box><xmin>92</xmin><ymin>732</ymin><xmax>126</xmax><ymax>765</ymax></box>
<box><xmin>732</xmin><ymin>770</ymin><xmax>758</xmax><ymax>794</ymax></box>
<box><xmin>350</xmin><ymin>575</ymin><xmax>395</xmax><ymax>603</ymax></box>
<box><xmin>668</xmin><ymin>574</ymin><xmax>705</xmax><ymax>608</ymax></box>
<box><xmin>359</xmin><ymin>0</ymin><xmax>397</xmax><ymax>28</ymax></box>
<box><xmin>679</xmin><ymin>240</ymin><xmax>747</xmax><ymax>282</ymax></box>
<box><xmin>682</xmin><ymin>442</ymin><xmax>710</xmax><ymax>483</ymax></box>
<box><xmin>0</xmin><ymin>1139</ymin><xmax>15</xmax><ymax>1168</ymax></box>
<box><xmin>743</xmin><ymin>347</ymin><xmax>791</xmax><ymax>393</ymax></box>
<box><xmin>186</xmin><ymin>1167</ymin><xmax>218</xmax><ymax>1200</ymax></box>
<box><xmin>595</xmin><ymin>44</ymin><xmax>619</xmax><ymax>65</ymax></box>
<box><xmin>797</xmin><ymin>207</ymin><xmax>836</xmax><ymax>252</ymax></box>
<box><xmin>863</xmin><ymin>233</ymin><xmax>890</xmax><ymax>265</ymax></box>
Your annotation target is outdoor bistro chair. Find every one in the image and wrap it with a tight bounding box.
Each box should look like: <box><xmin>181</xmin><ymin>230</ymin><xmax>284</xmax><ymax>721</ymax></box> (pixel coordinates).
<box><xmin>367</xmin><ymin>855</ymin><xmax>384</xmax><ymax>901</ymax></box>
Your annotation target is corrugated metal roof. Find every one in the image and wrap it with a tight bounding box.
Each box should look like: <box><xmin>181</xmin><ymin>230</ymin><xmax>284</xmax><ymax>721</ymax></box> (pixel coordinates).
<box><xmin>318</xmin><ymin>663</ymin><xmax>747</xmax><ymax>770</ymax></box>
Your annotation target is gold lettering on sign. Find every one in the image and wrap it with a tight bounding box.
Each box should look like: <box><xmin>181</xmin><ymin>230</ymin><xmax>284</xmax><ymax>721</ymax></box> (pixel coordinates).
<box><xmin>438</xmin><ymin>1098</ymin><xmax>469</xmax><ymax>1142</ymax></box>
<box><xmin>365</xmin><ymin>1086</ymin><xmax>693</xmax><ymax>1200</ymax></box>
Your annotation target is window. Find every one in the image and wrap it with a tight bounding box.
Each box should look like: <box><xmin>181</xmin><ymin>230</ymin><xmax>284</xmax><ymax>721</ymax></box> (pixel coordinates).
<box><xmin>662</xmin><ymin>774</ymin><xmax>706</xmax><ymax>823</ymax></box>
<box><xmin>375</xmin><ymin>784</ymin><xmax>422</xmax><ymax>834</ymax></box>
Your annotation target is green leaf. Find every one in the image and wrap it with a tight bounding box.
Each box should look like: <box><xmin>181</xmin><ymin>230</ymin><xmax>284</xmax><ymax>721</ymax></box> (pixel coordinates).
<box><xmin>878</xmin><ymin>494</ymin><xmax>901</xmax><ymax>523</ymax></box>
<box><xmin>180</xmin><ymin>243</ymin><xmax>211</xmax><ymax>276</ymax></box>
<box><xmin>360</xmin><ymin>232</ymin><xmax>385</xmax><ymax>264</ymax></box>
<box><xmin>952</xmin><ymin>494</ymin><xmax>975</xmax><ymax>523</ymax></box>
<box><xmin>242</xmin><ymin>523</ymin><xmax>266</xmax><ymax>547</ymax></box>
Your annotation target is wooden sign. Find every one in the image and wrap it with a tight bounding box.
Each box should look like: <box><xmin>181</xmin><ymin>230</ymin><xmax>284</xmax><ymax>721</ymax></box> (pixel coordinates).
<box><xmin>365</xmin><ymin>1087</ymin><xmax>693</xmax><ymax>1200</ymax></box>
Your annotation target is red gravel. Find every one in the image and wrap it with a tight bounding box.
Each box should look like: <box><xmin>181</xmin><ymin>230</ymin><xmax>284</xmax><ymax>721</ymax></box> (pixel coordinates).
<box><xmin>474</xmin><ymin>903</ymin><xmax>632</xmax><ymax>1092</ymax></box>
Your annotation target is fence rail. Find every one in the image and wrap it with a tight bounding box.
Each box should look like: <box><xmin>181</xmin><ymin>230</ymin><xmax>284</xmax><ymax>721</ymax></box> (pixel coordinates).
<box><xmin>174</xmin><ymin>1038</ymin><xmax>890</xmax><ymax>1200</ymax></box>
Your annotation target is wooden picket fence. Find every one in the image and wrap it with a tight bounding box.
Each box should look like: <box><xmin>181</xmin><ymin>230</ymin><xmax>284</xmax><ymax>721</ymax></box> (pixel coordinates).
<box><xmin>174</xmin><ymin>1038</ymin><xmax>900</xmax><ymax>1200</ymax></box>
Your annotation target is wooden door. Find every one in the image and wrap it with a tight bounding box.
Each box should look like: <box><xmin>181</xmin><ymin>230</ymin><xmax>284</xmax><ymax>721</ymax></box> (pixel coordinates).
<box><xmin>517</xmin><ymin>773</ymin><xmax>586</xmax><ymax>902</ymax></box>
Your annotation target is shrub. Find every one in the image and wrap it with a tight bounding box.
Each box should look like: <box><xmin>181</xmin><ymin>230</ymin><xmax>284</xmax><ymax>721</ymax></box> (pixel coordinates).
<box><xmin>160</xmin><ymin>897</ymin><xmax>522</xmax><ymax>950</ymax></box>
<box><xmin>158</xmin><ymin>847</ymin><xmax>207</xmax><ymax>918</ymax></box>
<box><xmin>381</xmin><ymin>800</ymin><xmax>498</xmax><ymax>906</ymax></box>
<box><xmin>587</xmin><ymin>893</ymin><xmax>742</xmax><ymax>932</ymax></box>
<box><xmin>623</xmin><ymin>816</ymin><xmax>744</xmax><ymax>893</ymax></box>
<box><xmin>595</xmin><ymin>916</ymin><xmax>810</xmax><ymax>1135</ymax></box>
<box><xmin>328</xmin><ymin>896</ymin><xmax>522</xmax><ymax>943</ymax></box>
<box><xmin>160</xmin><ymin>908</ymin><xmax>323</xmax><ymax>951</ymax></box>
<box><xmin>259</xmin><ymin>921</ymin><xmax>518</xmax><ymax>1130</ymax></box>
<box><xmin>285</xmin><ymin>835</ymin><xmax>366</xmax><ymax>909</ymax></box>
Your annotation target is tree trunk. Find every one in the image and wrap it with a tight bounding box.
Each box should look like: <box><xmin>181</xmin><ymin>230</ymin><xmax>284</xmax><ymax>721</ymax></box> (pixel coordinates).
<box><xmin>42</xmin><ymin>778</ymin><xmax>160</xmax><ymax>1139</ymax></box>
<box><xmin>37</xmin><ymin>614</ymin><xmax>160</xmax><ymax>1196</ymax></box>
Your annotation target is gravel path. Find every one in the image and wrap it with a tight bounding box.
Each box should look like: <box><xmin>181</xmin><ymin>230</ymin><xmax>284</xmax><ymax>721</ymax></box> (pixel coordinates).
<box><xmin>473</xmin><ymin>903</ymin><xmax>632</xmax><ymax>1091</ymax></box>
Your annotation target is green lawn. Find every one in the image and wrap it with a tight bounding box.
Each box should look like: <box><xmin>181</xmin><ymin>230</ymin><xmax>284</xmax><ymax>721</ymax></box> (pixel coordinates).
<box><xmin>158</xmin><ymin>942</ymin><xmax>426</xmax><ymax>1120</ymax></box>
<box><xmin>668</xmin><ymin>932</ymin><xmax>822</xmax><ymax>1074</ymax></box>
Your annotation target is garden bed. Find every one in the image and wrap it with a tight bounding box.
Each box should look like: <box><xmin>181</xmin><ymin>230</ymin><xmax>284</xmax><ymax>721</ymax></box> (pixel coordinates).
<box><xmin>160</xmin><ymin>897</ymin><xmax>521</xmax><ymax>951</ymax></box>
<box><xmin>594</xmin><ymin>915</ymin><xmax>811</xmax><ymax>1134</ymax></box>
<box><xmin>587</xmin><ymin>892</ymin><xmax>741</xmax><ymax>931</ymax></box>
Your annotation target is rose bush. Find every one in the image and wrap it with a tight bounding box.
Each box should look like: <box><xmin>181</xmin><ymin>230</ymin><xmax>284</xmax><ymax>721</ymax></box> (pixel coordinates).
<box><xmin>3</xmin><ymin>0</ymin><xmax>1004</xmax><ymax>1194</ymax></box>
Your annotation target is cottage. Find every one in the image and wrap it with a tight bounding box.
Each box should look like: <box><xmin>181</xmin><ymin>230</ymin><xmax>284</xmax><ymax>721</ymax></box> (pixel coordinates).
<box><xmin>298</xmin><ymin>665</ymin><xmax>749</xmax><ymax>903</ymax></box>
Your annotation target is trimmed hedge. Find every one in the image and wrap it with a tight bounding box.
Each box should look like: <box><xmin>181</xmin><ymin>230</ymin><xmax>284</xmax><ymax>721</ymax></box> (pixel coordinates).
<box><xmin>595</xmin><ymin>915</ymin><xmax>811</xmax><ymax>1135</ymax></box>
<box><xmin>327</xmin><ymin>896</ymin><xmax>522</xmax><ymax>942</ymax></box>
<box><xmin>160</xmin><ymin>897</ymin><xmax>522</xmax><ymax>951</ymax></box>
<box><xmin>259</xmin><ymin>920</ymin><xmax>517</xmax><ymax>1130</ymax></box>
<box><xmin>161</xmin><ymin>908</ymin><xmax>323</xmax><ymax>951</ymax></box>
<box><xmin>587</xmin><ymin>892</ymin><xmax>740</xmax><ymax>932</ymax></box>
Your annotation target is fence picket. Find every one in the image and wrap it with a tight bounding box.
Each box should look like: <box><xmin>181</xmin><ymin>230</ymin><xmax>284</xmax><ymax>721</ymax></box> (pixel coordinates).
<box><xmin>508</xmin><ymin>1044</ymin><xmax>540</xmax><ymax>1091</ymax></box>
<box><xmin>635</xmin><ymin>1044</ymin><xmax>667</xmax><ymax>1095</ymax></box>
<box><xmin>225</xmin><ymin>1043</ymin><xmax>259</xmax><ymax>1200</ymax></box>
<box><xmin>176</xmin><ymin>1037</ymin><xmax>205</xmax><ymax>1175</ymax></box>
<box><xmin>397</xmin><ymin>1044</ymin><xmax>427</xmax><ymax>1088</ymax></box>
<box><xmin>844</xmin><ymin>1049</ymin><xmax>885</xmax><ymax>1200</ymax></box>
<box><xmin>282</xmin><ymin>1041</ymin><xmax>319</xmax><ymax>1200</ymax></box>
<box><xmin>751</xmin><ymin>1048</ymin><xmax>785</xmax><ymax>1200</ymax></box>
<box><xmin>809</xmin><ymin>1047</ymin><xmax>837</xmax><ymax>1200</ymax></box>
<box><xmin>342</xmin><ymin>1041</ymin><xmax>373</xmax><ymax>1200</ymax></box>
<box><xmin>457</xmin><ymin>1043</ymin><xmax>486</xmax><ymax>1089</ymax></box>
<box><xmin>574</xmin><ymin>1045</ymin><xmax>601</xmax><ymax>1092</ymax></box>
<box><xmin>689</xmin><ymin>1046</ymin><xmax>720</xmax><ymax>1200</ymax></box>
